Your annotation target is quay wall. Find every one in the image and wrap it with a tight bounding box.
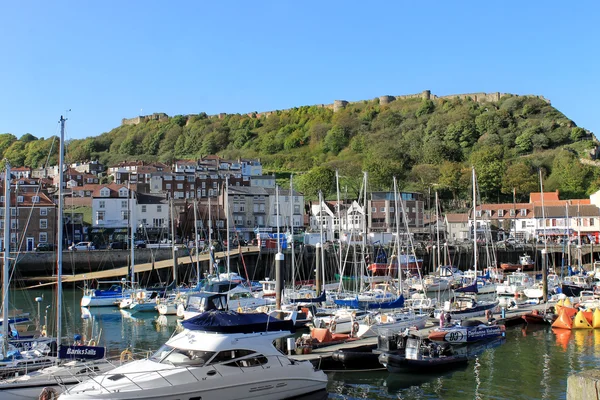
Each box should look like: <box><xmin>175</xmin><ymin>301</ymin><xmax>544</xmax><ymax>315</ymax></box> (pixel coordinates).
<box><xmin>567</xmin><ymin>370</ymin><xmax>600</xmax><ymax>400</ymax></box>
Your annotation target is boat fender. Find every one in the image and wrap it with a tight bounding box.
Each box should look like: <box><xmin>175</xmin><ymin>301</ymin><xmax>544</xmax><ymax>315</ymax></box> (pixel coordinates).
<box><xmin>237</xmin><ymin>306</ymin><xmax>243</xmax><ymax>313</ymax></box>
<box><xmin>88</xmin><ymin>340</ymin><xmax>96</xmax><ymax>346</ymax></box>
<box><xmin>120</xmin><ymin>349</ymin><xmax>133</xmax><ymax>363</ymax></box>
<box><xmin>329</xmin><ymin>320</ymin><xmax>337</xmax><ymax>333</ymax></box>
<box><xmin>39</xmin><ymin>386</ymin><xmax>59</xmax><ymax>400</ymax></box>
<box><xmin>305</xmin><ymin>293</ymin><xmax>311</xmax><ymax>299</ymax></box>
<box><xmin>352</xmin><ymin>321</ymin><xmax>359</xmax><ymax>336</ymax></box>
<box><xmin>156</xmin><ymin>298</ymin><xmax>160</xmax><ymax>305</ymax></box>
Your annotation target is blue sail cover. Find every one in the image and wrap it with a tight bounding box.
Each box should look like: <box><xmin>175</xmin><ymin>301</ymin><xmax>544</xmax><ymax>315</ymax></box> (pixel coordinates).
<box><xmin>289</xmin><ymin>291</ymin><xmax>327</xmax><ymax>304</ymax></box>
<box><xmin>334</xmin><ymin>294</ymin><xmax>404</xmax><ymax>309</ymax></box>
<box><xmin>455</xmin><ymin>283</ymin><xmax>478</xmax><ymax>293</ymax></box>
<box><xmin>181</xmin><ymin>310</ymin><xmax>294</xmax><ymax>333</ymax></box>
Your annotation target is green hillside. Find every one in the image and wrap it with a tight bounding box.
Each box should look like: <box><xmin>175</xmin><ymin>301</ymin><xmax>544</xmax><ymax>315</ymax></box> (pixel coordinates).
<box><xmin>2</xmin><ymin>94</ymin><xmax>599</xmax><ymax>202</ymax></box>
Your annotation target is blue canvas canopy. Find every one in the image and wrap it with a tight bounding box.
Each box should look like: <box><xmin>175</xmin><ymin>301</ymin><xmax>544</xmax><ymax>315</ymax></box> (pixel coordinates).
<box><xmin>455</xmin><ymin>283</ymin><xmax>478</xmax><ymax>293</ymax></box>
<box><xmin>334</xmin><ymin>294</ymin><xmax>404</xmax><ymax>309</ymax></box>
<box><xmin>289</xmin><ymin>291</ymin><xmax>327</xmax><ymax>304</ymax></box>
<box><xmin>181</xmin><ymin>310</ymin><xmax>294</xmax><ymax>333</ymax></box>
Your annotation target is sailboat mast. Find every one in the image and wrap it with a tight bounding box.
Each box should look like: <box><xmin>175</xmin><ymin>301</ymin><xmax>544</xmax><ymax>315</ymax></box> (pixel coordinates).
<box><xmin>472</xmin><ymin>167</ymin><xmax>478</xmax><ymax>275</ymax></box>
<box><xmin>170</xmin><ymin>199</ymin><xmax>177</xmax><ymax>285</ymax></box>
<box><xmin>225</xmin><ymin>176</ymin><xmax>230</xmax><ymax>276</ymax></box>
<box><xmin>393</xmin><ymin>177</ymin><xmax>403</xmax><ymax>295</ymax></box>
<box><xmin>435</xmin><ymin>191</ymin><xmax>441</xmax><ymax>271</ymax></box>
<box><xmin>57</xmin><ymin>116</ymin><xmax>66</xmax><ymax>345</ymax></box>
<box><xmin>335</xmin><ymin>170</ymin><xmax>342</xmax><ymax>275</ymax></box>
<box><xmin>318</xmin><ymin>191</ymin><xmax>325</xmax><ymax>288</ymax></box>
<box><xmin>361</xmin><ymin>171</ymin><xmax>367</xmax><ymax>290</ymax></box>
<box><xmin>193</xmin><ymin>199</ymin><xmax>200</xmax><ymax>282</ymax></box>
<box><xmin>208</xmin><ymin>196</ymin><xmax>214</xmax><ymax>275</ymax></box>
<box><xmin>290</xmin><ymin>175</ymin><xmax>295</xmax><ymax>289</ymax></box>
<box><xmin>129</xmin><ymin>182</ymin><xmax>135</xmax><ymax>288</ymax></box>
<box><xmin>276</xmin><ymin>185</ymin><xmax>281</xmax><ymax>254</ymax></box>
<box><xmin>566</xmin><ymin>203</ymin><xmax>571</xmax><ymax>267</ymax></box>
<box><xmin>2</xmin><ymin>162</ymin><xmax>11</xmax><ymax>351</ymax></box>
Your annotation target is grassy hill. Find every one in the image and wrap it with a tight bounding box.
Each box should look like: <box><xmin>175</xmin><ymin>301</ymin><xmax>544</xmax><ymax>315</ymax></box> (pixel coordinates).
<box><xmin>3</xmin><ymin>93</ymin><xmax>599</xmax><ymax>203</ymax></box>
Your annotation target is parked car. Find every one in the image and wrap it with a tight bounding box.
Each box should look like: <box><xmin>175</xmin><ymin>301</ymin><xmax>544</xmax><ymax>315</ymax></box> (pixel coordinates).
<box><xmin>134</xmin><ymin>240</ymin><xmax>146</xmax><ymax>249</ymax></box>
<box><xmin>35</xmin><ymin>243</ymin><xmax>56</xmax><ymax>252</ymax></box>
<box><xmin>68</xmin><ymin>241</ymin><xmax>95</xmax><ymax>251</ymax></box>
<box><xmin>108</xmin><ymin>241</ymin><xmax>128</xmax><ymax>250</ymax></box>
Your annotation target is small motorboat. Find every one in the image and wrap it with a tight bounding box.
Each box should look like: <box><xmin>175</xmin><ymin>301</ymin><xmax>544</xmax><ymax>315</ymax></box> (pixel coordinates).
<box><xmin>428</xmin><ymin>320</ymin><xmax>505</xmax><ymax>344</ymax></box>
<box><xmin>522</xmin><ymin>308</ymin><xmax>557</xmax><ymax>325</ymax></box>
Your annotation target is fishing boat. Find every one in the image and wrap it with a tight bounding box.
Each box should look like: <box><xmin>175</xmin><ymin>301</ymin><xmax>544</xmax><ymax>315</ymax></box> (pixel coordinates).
<box><xmin>561</xmin><ymin>275</ymin><xmax>592</xmax><ymax>297</ymax></box>
<box><xmin>499</xmin><ymin>254</ymin><xmax>535</xmax><ymax>272</ymax></box>
<box><xmin>58</xmin><ymin>310</ymin><xmax>328</xmax><ymax>400</ymax></box>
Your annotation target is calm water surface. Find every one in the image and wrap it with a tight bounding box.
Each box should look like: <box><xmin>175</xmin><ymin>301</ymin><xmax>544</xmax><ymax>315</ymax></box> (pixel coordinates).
<box><xmin>11</xmin><ymin>287</ymin><xmax>600</xmax><ymax>399</ymax></box>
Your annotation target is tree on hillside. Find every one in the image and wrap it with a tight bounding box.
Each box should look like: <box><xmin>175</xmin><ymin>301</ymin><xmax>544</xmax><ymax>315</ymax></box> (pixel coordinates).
<box><xmin>551</xmin><ymin>150</ymin><xmax>590</xmax><ymax>198</ymax></box>
<box><xmin>470</xmin><ymin>145</ymin><xmax>505</xmax><ymax>200</ymax></box>
<box><xmin>297</xmin><ymin>166</ymin><xmax>335</xmax><ymax>199</ymax></box>
<box><xmin>501</xmin><ymin>162</ymin><xmax>539</xmax><ymax>202</ymax></box>
<box><xmin>407</xmin><ymin>164</ymin><xmax>440</xmax><ymax>195</ymax></box>
<box><xmin>438</xmin><ymin>161</ymin><xmax>464</xmax><ymax>201</ymax></box>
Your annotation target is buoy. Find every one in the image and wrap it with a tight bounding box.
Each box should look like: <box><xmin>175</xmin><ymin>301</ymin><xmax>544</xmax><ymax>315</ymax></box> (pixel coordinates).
<box><xmin>557</xmin><ymin>298</ymin><xmax>564</xmax><ymax>307</ymax></box>
<box><xmin>564</xmin><ymin>297</ymin><xmax>573</xmax><ymax>308</ymax></box>
<box><xmin>593</xmin><ymin>309</ymin><xmax>600</xmax><ymax>329</ymax></box>
<box><xmin>573</xmin><ymin>310</ymin><xmax>593</xmax><ymax>329</ymax></box>
<box><xmin>552</xmin><ymin>307</ymin><xmax>578</xmax><ymax>330</ymax></box>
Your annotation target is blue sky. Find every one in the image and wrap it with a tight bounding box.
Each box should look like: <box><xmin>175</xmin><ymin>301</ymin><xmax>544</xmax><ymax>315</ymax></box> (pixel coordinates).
<box><xmin>1</xmin><ymin>1</ymin><xmax>598</xmax><ymax>141</ymax></box>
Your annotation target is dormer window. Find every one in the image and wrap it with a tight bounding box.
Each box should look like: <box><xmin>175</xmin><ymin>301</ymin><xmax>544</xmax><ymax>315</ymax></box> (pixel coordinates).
<box><xmin>498</xmin><ymin>210</ymin><xmax>504</xmax><ymax>217</ymax></box>
<box><xmin>476</xmin><ymin>210</ymin><xmax>482</xmax><ymax>217</ymax></box>
<box><xmin>100</xmin><ymin>188</ymin><xmax>110</xmax><ymax>197</ymax></box>
<box><xmin>17</xmin><ymin>196</ymin><xmax>23</xmax><ymax>203</ymax></box>
<box><xmin>119</xmin><ymin>189</ymin><xmax>128</xmax><ymax>197</ymax></box>
<box><xmin>520</xmin><ymin>209</ymin><xmax>527</xmax><ymax>216</ymax></box>
<box><xmin>32</xmin><ymin>196</ymin><xmax>39</xmax><ymax>203</ymax></box>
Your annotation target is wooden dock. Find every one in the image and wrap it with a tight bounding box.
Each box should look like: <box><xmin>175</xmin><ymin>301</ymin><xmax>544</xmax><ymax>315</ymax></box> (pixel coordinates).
<box><xmin>289</xmin><ymin>302</ymin><xmax>552</xmax><ymax>367</ymax></box>
<box><xmin>23</xmin><ymin>246</ymin><xmax>260</xmax><ymax>289</ymax></box>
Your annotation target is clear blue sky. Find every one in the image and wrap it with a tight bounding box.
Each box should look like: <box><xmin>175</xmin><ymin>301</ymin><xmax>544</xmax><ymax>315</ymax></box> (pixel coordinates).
<box><xmin>1</xmin><ymin>1</ymin><xmax>598</xmax><ymax>141</ymax></box>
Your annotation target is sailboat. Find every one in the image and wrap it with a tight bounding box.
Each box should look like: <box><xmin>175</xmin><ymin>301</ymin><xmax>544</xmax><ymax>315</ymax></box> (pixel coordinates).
<box><xmin>437</xmin><ymin>167</ymin><xmax>498</xmax><ymax>320</ymax></box>
<box><xmin>0</xmin><ymin>116</ymin><xmax>112</xmax><ymax>399</ymax></box>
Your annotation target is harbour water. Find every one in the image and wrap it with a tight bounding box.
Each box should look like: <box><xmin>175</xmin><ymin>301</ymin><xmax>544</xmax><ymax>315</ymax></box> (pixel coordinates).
<box><xmin>12</xmin><ymin>287</ymin><xmax>600</xmax><ymax>399</ymax></box>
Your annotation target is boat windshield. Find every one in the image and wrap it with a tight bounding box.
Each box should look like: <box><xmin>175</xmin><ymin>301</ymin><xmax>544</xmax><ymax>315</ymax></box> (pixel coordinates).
<box><xmin>150</xmin><ymin>344</ymin><xmax>215</xmax><ymax>366</ymax></box>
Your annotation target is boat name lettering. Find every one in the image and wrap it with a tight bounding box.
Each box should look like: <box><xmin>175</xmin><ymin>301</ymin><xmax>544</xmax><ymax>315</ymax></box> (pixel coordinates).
<box><xmin>66</xmin><ymin>348</ymin><xmax>97</xmax><ymax>356</ymax></box>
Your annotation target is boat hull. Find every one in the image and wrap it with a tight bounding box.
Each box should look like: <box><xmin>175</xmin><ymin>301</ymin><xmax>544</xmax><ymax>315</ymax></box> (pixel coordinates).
<box><xmin>379</xmin><ymin>352</ymin><xmax>468</xmax><ymax>373</ymax></box>
<box><xmin>80</xmin><ymin>295</ymin><xmax>122</xmax><ymax>307</ymax></box>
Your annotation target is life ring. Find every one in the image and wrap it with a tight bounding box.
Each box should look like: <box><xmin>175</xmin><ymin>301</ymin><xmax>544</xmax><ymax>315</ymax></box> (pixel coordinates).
<box><xmin>120</xmin><ymin>349</ymin><xmax>133</xmax><ymax>363</ymax></box>
<box><xmin>352</xmin><ymin>321</ymin><xmax>360</xmax><ymax>336</ymax></box>
<box><xmin>329</xmin><ymin>320</ymin><xmax>337</xmax><ymax>333</ymax></box>
<box><xmin>39</xmin><ymin>386</ymin><xmax>59</xmax><ymax>400</ymax></box>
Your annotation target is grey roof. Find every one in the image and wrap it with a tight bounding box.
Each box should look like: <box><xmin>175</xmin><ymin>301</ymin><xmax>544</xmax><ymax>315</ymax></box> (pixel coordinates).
<box><xmin>227</xmin><ymin>186</ymin><xmax>269</xmax><ymax>196</ymax></box>
<box><xmin>534</xmin><ymin>205</ymin><xmax>600</xmax><ymax>218</ymax></box>
<box><xmin>137</xmin><ymin>193</ymin><xmax>168</xmax><ymax>205</ymax></box>
<box><xmin>263</xmin><ymin>188</ymin><xmax>303</xmax><ymax>196</ymax></box>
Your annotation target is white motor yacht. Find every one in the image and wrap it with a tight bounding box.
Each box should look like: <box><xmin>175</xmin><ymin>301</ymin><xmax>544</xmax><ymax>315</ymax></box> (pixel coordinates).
<box><xmin>58</xmin><ymin>311</ymin><xmax>328</xmax><ymax>400</ymax></box>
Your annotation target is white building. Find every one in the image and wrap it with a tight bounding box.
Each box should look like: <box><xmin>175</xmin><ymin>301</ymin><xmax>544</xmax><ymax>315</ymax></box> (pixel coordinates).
<box><xmin>265</xmin><ymin>188</ymin><xmax>304</xmax><ymax>230</ymax></box>
<box><xmin>91</xmin><ymin>183</ymin><xmax>135</xmax><ymax>228</ymax></box>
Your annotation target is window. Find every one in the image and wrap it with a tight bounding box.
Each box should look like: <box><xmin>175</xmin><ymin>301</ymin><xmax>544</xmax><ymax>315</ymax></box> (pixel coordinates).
<box><xmin>520</xmin><ymin>209</ymin><xmax>527</xmax><ymax>217</ymax></box>
<box><xmin>40</xmin><ymin>208</ymin><xmax>47</xmax><ymax>216</ymax></box>
<box><xmin>164</xmin><ymin>175</ymin><xmax>172</xmax><ymax>181</ymax></box>
<box><xmin>32</xmin><ymin>196</ymin><xmax>40</xmax><ymax>203</ymax></box>
<box><xmin>10</xmin><ymin>208</ymin><xmax>18</xmax><ymax>216</ymax></box>
<box><xmin>213</xmin><ymin>182</ymin><xmax>218</xmax><ymax>189</ymax></box>
<box><xmin>141</xmin><ymin>205</ymin><xmax>147</xmax><ymax>213</ymax></box>
<box><xmin>39</xmin><ymin>232</ymin><xmax>47</xmax><ymax>243</ymax></box>
<box><xmin>509</xmin><ymin>209</ymin><xmax>516</xmax><ymax>217</ymax></box>
<box><xmin>202</xmin><ymin>190</ymin><xmax>206</xmax><ymax>197</ymax></box>
<box><xmin>177</xmin><ymin>183</ymin><xmax>183</xmax><ymax>190</ymax></box>
<box><xmin>521</xmin><ymin>221</ymin><xmax>526</xmax><ymax>229</ymax></box>
<box><xmin>498</xmin><ymin>210</ymin><xmax>504</xmax><ymax>217</ymax></box>
<box><xmin>371</xmin><ymin>207</ymin><xmax>376</xmax><ymax>213</ymax></box>
<box><xmin>486</xmin><ymin>210</ymin><xmax>492</xmax><ymax>217</ymax></box>
<box><xmin>476</xmin><ymin>210</ymin><xmax>482</xmax><ymax>217</ymax></box>
<box><xmin>121</xmin><ymin>211</ymin><xmax>129</xmax><ymax>220</ymax></box>
<box><xmin>157</xmin><ymin>205</ymin><xmax>162</xmax><ymax>213</ymax></box>
<box><xmin>239</xmin><ymin>203</ymin><xmax>245</xmax><ymax>212</ymax></box>
<box><xmin>380</xmin><ymin>207</ymin><xmax>385</xmax><ymax>212</ymax></box>
<box><xmin>592</xmin><ymin>218</ymin><xmax>595</xmax><ymax>227</ymax></box>
<box><xmin>294</xmin><ymin>205</ymin><xmax>300</xmax><ymax>214</ymax></box>
<box><xmin>202</xmin><ymin>182</ymin><xmax>206</xmax><ymax>188</ymax></box>
<box><xmin>99</xmin><ymin>200</ymin><xmax>105</xmax><ymax>209</ymax></box>
<box><xmin>10</xmin><ymin>233</ymin><xmax>16</xmax><ymax>243</ymax></box>
<box><xmin>121</xmin><ymin>200</ymin><xmax>128</xmax><ymax>208</ymax></box>
<box><xmin>166</xmin><ymin>184</ymin><xmax>172</xmax><ymax>190</ymax></box>
<box><xmin>0</xmin><ymin>196</ymin><xmax>3</xmax><ymax>202</ymax></box>
<box><xmin>40</xmin><ymin>219</ymin><xmax>48</xmax><ymax>229</ymax></box>
<box><xmin>153</xmin><ymin>218</ymin><xmax>165</xmax><ymax>227</ymax></box>
<box><xmin>10</xmin><ymin>220</ymin><xmax>18</xmax><ymax>229</ymax></box>
<box><xmin>97</xmin><ymin>211</ymin><xmax>105</xmax><ymax>221</ymax></box>
<box><xmin>389</xmin><ymin>207</ymin><xmax>395</xmax><ymax>212</ymax></box>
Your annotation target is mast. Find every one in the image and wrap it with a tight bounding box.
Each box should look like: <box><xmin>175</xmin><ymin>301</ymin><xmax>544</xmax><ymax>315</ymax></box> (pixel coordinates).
<box><xmin>566</xmin><ymin>203</ymin><xmax>571</xmax><ymax>267</ymax></box>
<box><xmin>318</xmin><ymin>191</ymin><xmax>325</xmax><ymax>288</ymax></box>
<box><xmin>435</xmin><ymin>191</ymin><xmax>441</xmax><ymax>272</ymax></box>
<box><xmin>208</xmin><ymin>196</ymin><xmax>214</xmax><ymax>276</ymax></box>
<box><xmin>193</xmin><ymin>199</ymin><xmax>200</xmax><ymax>282</ymax></box>
<box><xmin>170</xmin><ymin>199</ymin><xmax>177</xmax><ymax>285</ymax></box>
<box><xmin>225</xmin><ymin>176</ymin><xmax>230</xmax><ymax>276</ymax></box>
<box><xmin>2</xmin><ymin>161</ymin><xmax>11</xmax><ymax>353</ymax></box>
<box><xmin>290</xmin><ymin>175</ymin><xmax>295</xmax><ymax>289</ymax></box>
<box><xmin>57</xmin><ymin>116</ymin><xmax>66</xmax><ymax>345</ymax></box>
<box><xmin>276</xmin><ymin>185</ymin><xmax>281</xmax><ymax>254</ymax></box>
<box><xmin>539</xmin><ymin>169</ymin><xmax>548</xmax><ymax>302</ymax></box>
<box><xmin>393</xmin><ymin>177</ymin><xmax>403</xmax><ymax>295</ymax></box>
<box><xmin>361</xmin><ymin>171</ymin><xmax>367</xmax><ymax>291</ymax></box>
<box><xmin>472</xmin><ymin>167</ymin><xmax>478</xmax><ymax>275</ymax></box>
<box><xmin>335</xmin><ymin>170</ymin><xmax>342</xmax><ymax>281</ymax></box>
<box><xmin>129</xmin><ymin>182</ymin><xmax>135</xmax><ymax>289</ymax></box>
